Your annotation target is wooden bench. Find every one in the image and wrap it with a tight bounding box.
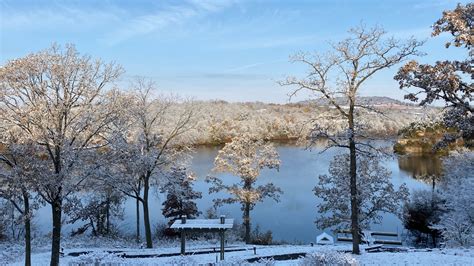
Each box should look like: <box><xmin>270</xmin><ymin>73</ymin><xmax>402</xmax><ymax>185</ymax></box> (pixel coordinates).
<box><xmin>365</xmin><ymin>244</ymin><xmax>384</xmax><ymax>252</ymax></box>
<box><xmin>336</xmin><ymin>230</ymin><xmax>402</xmax><ymax>246</ymax></box>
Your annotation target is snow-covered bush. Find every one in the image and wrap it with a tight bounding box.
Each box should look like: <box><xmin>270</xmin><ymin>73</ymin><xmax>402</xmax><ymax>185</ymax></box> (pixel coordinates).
<box><xmin>298</xmin><ymin>251</ymin><xmax>356</xmax><ymax>266</ymax></box>
<box><xmin>250</xmin><ymin>225</ymin><xmax>273</xmax><ymax>245</ymax></box>
<box><xmin>434</xmin><ymin>152</ymin><xmax>474</xmax><ymax>247</ymax></box>
<box><xmin>154</xmin><ymin>221</ymin><xmax>173</xmax><ymax>239</ymax></box>
<box><xmin>225</xmin><ymin>222</ymin><xmax>245</xmax><ymax>243</ymax></box>
<box><xmin>167</xmin><ymin>255</ymin><xmax>198</xmax><ymax>266</ymax></box>
<box><xmin>435</xmin><ymin>209</ymin><xmax>473</xmax><ymax>247</ymax></box>
<box><xmin>215</xmin><ymin>257</ymin><xmax>275</xmax><ymax>266</ymax></box>
<box><xmin>0</xmin><ymin>200</ymin><xmax>26</xmax><ymax>241</ymax></box>
<box><xmin>69</xmin><ymin>251</ymin><xmax>126</xmax><ymax>265</ymax></box>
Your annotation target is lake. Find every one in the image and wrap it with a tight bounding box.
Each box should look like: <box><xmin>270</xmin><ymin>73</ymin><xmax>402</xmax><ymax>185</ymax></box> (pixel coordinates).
<box><xmin>34</xmin><ymin>140</ymin><xmax>441</xmax><ymax>244</ymax></box>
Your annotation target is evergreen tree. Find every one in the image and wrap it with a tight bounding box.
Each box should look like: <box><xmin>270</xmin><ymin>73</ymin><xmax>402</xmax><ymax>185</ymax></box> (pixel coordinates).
<box><xmin>162</xmin><ymin>166</ymin><xmax>202</xmax><ymax>226</ymax></box>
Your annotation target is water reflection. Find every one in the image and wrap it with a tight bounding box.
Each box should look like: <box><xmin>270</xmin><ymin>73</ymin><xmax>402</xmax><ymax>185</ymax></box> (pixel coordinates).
<box><xmin>398</xmin><ymin>155</ymin><xmax>444</xmax><ymax>189</ymax></box>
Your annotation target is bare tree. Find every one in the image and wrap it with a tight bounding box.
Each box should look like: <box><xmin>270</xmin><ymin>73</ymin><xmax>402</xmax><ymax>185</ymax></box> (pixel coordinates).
<box><xmin>0</xmin><ymin>44</ymin><xmax>123</xmax><ymax>266</ymax></box>
<box><xmin>280</xmin><ymin>25</ymin><xmax>423</xmax><ymax>253</ymax></box>
<box><xmin>109</xmin><ymin>78</ymin><xmax>195</xmax><ymax>248</ymax></box>
<box><xmin>206</xmin><ymin>133</ymin><xmax>281</xmax><ymax>243</ymax></box>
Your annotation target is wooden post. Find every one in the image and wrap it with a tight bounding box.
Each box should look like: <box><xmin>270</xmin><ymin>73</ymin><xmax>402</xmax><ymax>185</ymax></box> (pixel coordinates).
<box><xmin>181</xmin><ymin>230</ymin><xmax>186</xmax><ymax>255</ymax></box>
<box><xmin>180</xmin><ymin>215</ymin><xmax>186</xmax><ymax>255</ymax></box>
<box><xmin>220</xmin><ymin>215</ymin><xmax>225</xmax><ymax>260</ymax></box>
<box><xmin>220</xmin><ymin>231</ymin><xmax>225</xmax><ymax>260</ymax></box>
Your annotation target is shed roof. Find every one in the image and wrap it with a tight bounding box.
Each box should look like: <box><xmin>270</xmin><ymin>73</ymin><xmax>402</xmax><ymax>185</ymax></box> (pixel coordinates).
<box><xmin>170</xmin><ymin>218</ymin><xmax>234</xmax><ymax>230</ymax></box>
<box><xmin>316</xmin><ymin>232</ymin><xmax>334</xmax><ymax>243</ymax></box>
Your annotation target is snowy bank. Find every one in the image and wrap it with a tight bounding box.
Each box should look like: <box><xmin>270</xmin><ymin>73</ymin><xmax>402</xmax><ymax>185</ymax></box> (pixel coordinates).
<box><xmin>2</xmin><ymin>239</ymin><xmax>473</xmax><ymax>265</ymax></box>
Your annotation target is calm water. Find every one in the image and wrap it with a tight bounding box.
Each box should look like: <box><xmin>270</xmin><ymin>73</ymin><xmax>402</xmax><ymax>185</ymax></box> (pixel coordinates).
<box><xmin>34</xmin><ymin>141</ymin><xmax>439</xmax><ymax>244</ymax></box>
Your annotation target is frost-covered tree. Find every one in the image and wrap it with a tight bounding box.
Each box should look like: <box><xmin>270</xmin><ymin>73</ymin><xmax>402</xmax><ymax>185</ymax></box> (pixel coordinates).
<box><xmin>315</xmin><ymin>154</ymin><xmax>409</xmax><ymax>230</ymax></box>
<box><xmin>395</xmin><ymin>3</ymin><xmax>473</xmax><ymax>148</ymax></box>
<box><xmin>0</xmin><ymin>44</ymin><xmax>123</xmax><ymax>266</ymax></box>
<box><xmin>99</xmin><ymin>106</ymin><xmax>145</xmax><ymax>243</ymax></box>
<box><xmin>161</xmin><ymin>166</ymin><xmax>202</xmax><ymax>226</ymax></box>
<box><xmin>280</xmin><ymin>25</ymin><xmax>422</xmax><ymax>253</ymax></box>
<box><xmin>110</xmin><ymin>142</ymin><xmax>145</xmax><ymax>243</ymax></box>
<box><xmin>0</xmin><ymin>138</ymin><xmax>42</xmax><ymax>266</ymax></box>
<box><xmin>434</xmin><ymin>152</ymin><xmax>474</xmax><ymax>246</ymax></box>
<box><xmin>126</xmin><ymin>99</ymin><xmax>432</xmax><ymax>147</ymax></box>
<box><xmin>108</xmin><ymin>78</ymin><xmax>195</xmax><ymax>248</ymax></box>
<box><xmin>206</xmin><ymin>134</ymin><xmax>281</xmax><ymax>243</ymax></box>
<box><xmin>65</xmin><ymin>182</ymin><xmax>124</xmax><ymax>237</ymax></box>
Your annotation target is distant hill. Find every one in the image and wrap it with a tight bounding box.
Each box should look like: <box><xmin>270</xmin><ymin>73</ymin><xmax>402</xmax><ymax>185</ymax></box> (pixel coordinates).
<box><xmin>298</xmin><ymin>96</ymin><xmax>416</xmax><ymax>107</ymax></box>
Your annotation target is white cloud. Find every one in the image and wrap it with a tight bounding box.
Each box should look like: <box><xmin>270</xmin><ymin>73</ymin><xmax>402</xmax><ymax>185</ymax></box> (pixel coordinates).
<box><xmin>217</xmin><ymin>35</ymin><xmax>326</xmax><ymax>50</ymax></box>
<box><xmin>390</xmin><ymin>27</ymin><xmax>432</xmax><ymax>39</ymax></box>
<box><xmin>226</xmin><ymin>59</ymin><xmax>286</xmax><ymax>72</ymax></box>
<box><xmin>101</xmin><ymin>0</ymin><xmax>236</xmax><ymax>45</ymax></box>
<box><xmin>1</xmin><ymin>0</ymin><xmax>236</xmax><ymax>45</ymax></box>
<box><xmin>0</xmin><ymin>3</ymin><xmax>123</xmax><ymax>30</ymax></box>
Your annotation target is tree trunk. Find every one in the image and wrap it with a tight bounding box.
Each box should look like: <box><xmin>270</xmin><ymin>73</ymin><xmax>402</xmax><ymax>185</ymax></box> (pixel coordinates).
<box><xmin>243</xmin><ymin>202</ymin><xmax>251</xmax><ymax>244</ymax></box>
<box><xmin>431</xmin><ymin>232</ymin><xmax>437</xmax><ymax>247</ymax></box>
<box><xmin>90</xmin><ymin>217</ymin><xmax>97</xmax><ymax>236</ymax></box>
<box><xmin>106</xmin><ymin>197</ymin><xmax>110</xmax><ymax>235</ymax></box>
<box><xmin>348</xmin><ymin>106</ymin><xmax>361</xmax><ymax>255</ymax></box>
<box><xmin>136</xmin><ymin>197</ymin><xmax>140</xmax><ymax>243</ymax></box>
<box><xmin>143</xmin><ymin>179</ymin><xmax>153</xmax><ymax>248</ymax></box>
<box><xmin>22</xmin><ymin>191</ymin><xmax>31</xmax><ymax>266</ymax></box>
<box><xmin>430</xmin><ymin>190</ymin><xmax>437</xmax><ymax>247</ymax></box>
<box><xmin>10</xmin><ymin>205</ymin><xmax>15</xmax><ymax>239</ymax></box>
<box><xmin>50</xmin><ymin>198</ymin><xmax>62</xmax><ymax>266</ymax></box>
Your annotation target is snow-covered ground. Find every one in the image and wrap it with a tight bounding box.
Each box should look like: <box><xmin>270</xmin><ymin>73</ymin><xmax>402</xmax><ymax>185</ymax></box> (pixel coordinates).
<box><xmin>2</xmin><ymin>237</ymin><xmax>474</xmax><ymax>265</ymax></box>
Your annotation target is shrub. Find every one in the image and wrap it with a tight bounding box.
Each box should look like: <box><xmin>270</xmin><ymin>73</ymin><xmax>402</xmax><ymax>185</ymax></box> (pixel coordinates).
<box><xmin>215</xmin><ymin>258</ymin><xmax>274</xmax><ymax>266</ymax></box>
<box><xmin>298</xmin><ymin>251</ymin><xmax>356</xmax><ymax>266</ymax></box>
<box><xmin>250</xmin><ymin>225</ymin><xmax>273</xmax><ymax>245</ymax></box>
<box><xmin>433</xmin><ymin>153</ymin><xmax>474</xmax><ymax>247</ymax></box>
<box><xmin>167</xmin><ymin>255</ymin><xmax>198</xmax><ymax>266</ymax></box>
<box><xmin>403</xmin><ymin>190</ymin><xmax>445</xmax><ymax>247</ymax></box>
<box><xmin>68</xmin><ymin>251</ymin><xmax>125</xmax><ymax>265</ymax></box>
<box><xmin>154</xmin><ymin>221</ymin><xmax>178</xmax><ymax>239</ymax></box>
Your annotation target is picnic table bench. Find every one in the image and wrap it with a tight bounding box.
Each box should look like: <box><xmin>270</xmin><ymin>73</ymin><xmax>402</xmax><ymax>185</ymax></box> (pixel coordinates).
<box><xmin>336</xmin><ymin>229</ymin><xmax>402</xmax><ymax>246</ymax></box>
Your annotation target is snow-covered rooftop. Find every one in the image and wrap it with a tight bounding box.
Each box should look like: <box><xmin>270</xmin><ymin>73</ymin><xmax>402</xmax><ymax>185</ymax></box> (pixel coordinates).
<box><xmin>170</xmin><ymin>218</ymin><xmax>234</xmax><ymax>230</ymax></box>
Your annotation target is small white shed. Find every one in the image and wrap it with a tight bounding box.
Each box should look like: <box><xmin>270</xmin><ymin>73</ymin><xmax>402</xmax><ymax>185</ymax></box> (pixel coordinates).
<box><xmin>316</xmin><ymin>232</ymin><xmax>334</xmax><ymax>245</ymax></box>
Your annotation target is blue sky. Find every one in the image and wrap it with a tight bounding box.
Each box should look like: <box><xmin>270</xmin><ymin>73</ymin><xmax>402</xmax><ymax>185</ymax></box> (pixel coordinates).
<box><xmin>0</xmin><ymin>0</ymin><xmax>470</xmax><ymax>103</ymax></box>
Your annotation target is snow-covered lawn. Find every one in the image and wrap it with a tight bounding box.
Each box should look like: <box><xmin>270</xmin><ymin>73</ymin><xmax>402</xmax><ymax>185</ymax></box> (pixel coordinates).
<box><xmin>2</xmin><ymin>238</ymin><xmax>473</xmax><ymax>265</ymax></box>
<box><xmin>354</xmin><ymin>248</ymin><xmax>474</xmax><ymax>266</ymax></box>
